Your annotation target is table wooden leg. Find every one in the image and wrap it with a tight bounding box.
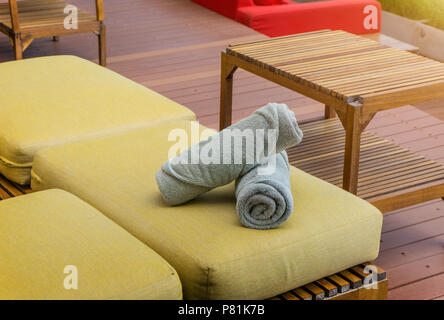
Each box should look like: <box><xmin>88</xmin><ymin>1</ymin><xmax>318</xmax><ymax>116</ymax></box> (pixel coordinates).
<box><xmin>325</xmin><ymin>105</ymin><xmax>336</xmax><ymax>119</ymax></box>
<box><xmin>342</xmin><ymin>106</ymin><xmax>362</xmax><ymax>194</ymax></box>
<box><xmin>220</xmin><ymin>52</ymin><xmax>237</xmax><ymax>130</ymax></box>
<box><xmin>98</xmin><ymin>23</ymin><xmax>106</xmax><ymax>67</ymax></box>
<box><xmin>12</xmin><ymin>34</ymin><xmax>22</xmax><ymax>60</ymax></box>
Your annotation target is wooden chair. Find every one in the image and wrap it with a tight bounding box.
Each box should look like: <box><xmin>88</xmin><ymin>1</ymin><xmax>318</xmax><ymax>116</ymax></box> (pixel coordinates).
<box><xmin>0</xmin><ymin>0</ymin><xmax>106</xmax><ymax>66</ymax></box>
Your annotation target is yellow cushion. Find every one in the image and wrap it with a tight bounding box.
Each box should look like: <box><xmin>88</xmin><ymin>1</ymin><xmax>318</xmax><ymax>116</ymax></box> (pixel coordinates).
<box><xmin>0</xmin><ymin>56</ymin><xmax>195</xmax><ymax>184</ymax></box>
<box><xmin>31</xmin><ymin>120</ymin><xmax>383</xmax><ymax>300</ymax></box>
<box><xmin>0</xmin><ymin>190</ymin><xmax>182</xmax><ymax>300</ymax></box>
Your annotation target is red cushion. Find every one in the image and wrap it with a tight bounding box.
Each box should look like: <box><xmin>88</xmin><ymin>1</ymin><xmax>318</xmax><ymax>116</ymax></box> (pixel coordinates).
<box><xmin>237</xmin><ymin>0</ymin><xmax>381</xmax><ymax>36</ymax></box>
<box><xmin>254</xmin><ymin>0</ymin><xmax>283</xmax><ymax>5</ymax></box>
<box><xmin>191</xmin><ymin>0</ymin><xmax>254</xmax><ymax>19</ymax></box>
<box><xmin>191</xmin><ymin>0</ymin><xmax>381</xmax><ymax>36</ymax></box>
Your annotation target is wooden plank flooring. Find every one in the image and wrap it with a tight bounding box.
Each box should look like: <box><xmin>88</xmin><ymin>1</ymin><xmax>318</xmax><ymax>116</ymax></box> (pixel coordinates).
<box><xmin>0</xmin><ymin>0</ymin><xmax>443</xmax><ymax>300</ymax></box>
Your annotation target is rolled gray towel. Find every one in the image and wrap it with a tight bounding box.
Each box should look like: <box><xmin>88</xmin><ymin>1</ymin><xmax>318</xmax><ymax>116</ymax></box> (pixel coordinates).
<box><xmin>156</xmin><ymin>103</ymin><xmax>303</xmax><ymax>206</ymax></box>
<box><xmin>235</xmin><ymin>151</ymin><xmax>293</xmax><ymax>230</ymax></box>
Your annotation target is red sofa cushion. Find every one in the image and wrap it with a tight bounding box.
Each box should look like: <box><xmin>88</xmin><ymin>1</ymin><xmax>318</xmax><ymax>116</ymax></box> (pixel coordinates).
<box><xmin>236</xmin><ymin>0</ymin><xmax>381</xmax><ymax>36</ymax></box>
<box><xmin>191</xmin><ymin>0</ymin><xmax>381</xmax><ymax>36</ymax></box>
<box><xmin>254</xmin><ymin>0</ymin><xmax>284</xmax><ymax>5</ymax></box>
<box><xmin>191</xmin><ymin>0</ymin><xmax>255</xmax><ymax>19</ymax></box>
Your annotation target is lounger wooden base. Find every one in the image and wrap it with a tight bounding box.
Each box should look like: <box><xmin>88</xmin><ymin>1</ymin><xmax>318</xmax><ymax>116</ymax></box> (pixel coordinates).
<box><xmin>287</xmin><ymin>118</ymin><xmax>444</xmax><ymax>213</ymax></box>
<box><xmin>271</xmin><ymin>263</ymin><xmax>387</xmax><ymax>300</ymax></box>
<box><xmin>0</xmin><ymin>0</ymin><xmax>106</xmax><ymax>66</ymax></box>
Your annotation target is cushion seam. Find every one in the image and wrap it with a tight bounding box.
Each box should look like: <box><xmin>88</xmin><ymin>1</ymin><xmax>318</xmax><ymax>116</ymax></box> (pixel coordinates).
<box><xmin>105</xmin><ymin>271</ymin><xmax>180</xmax><ymax>300</ymax></box>
<box><xmin>0</xmin><ymin>155</ymin><xmax>32</xmax><ymax>168</ymax></box>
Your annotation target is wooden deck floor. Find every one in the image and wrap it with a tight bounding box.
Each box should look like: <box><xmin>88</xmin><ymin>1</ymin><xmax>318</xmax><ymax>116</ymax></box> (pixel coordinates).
<box><xmin>0</xmin><ymin>0</ymin><xmax>443</xmax><ymax>300</ymax></box>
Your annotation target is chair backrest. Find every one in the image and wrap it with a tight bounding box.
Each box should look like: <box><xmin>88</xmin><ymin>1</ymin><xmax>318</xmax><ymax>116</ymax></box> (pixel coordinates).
<box><xmin>7</xmin><ymin>0</ymin><xmax>104</xmax><ymax>31</ymax></box>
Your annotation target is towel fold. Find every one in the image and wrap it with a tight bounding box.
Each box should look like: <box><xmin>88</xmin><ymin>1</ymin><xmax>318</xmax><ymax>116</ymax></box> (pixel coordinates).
<box><xmin>156</xmin><ymin>103</ymin><xmax>303</xmax><ymax>206</ymax></box>
<box><xmin>235</xmin><ymin>151</ymin><xmax>293</xmax><ymax>230</ymax></box>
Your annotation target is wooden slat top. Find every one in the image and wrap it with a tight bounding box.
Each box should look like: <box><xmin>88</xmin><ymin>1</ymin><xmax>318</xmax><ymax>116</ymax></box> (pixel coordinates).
<box><xmin>227</xmin><ymin>30</ymin><xmax>444</xmax><ymax>109</ymax></box>
<box><xmin>0</xmin><ymin>0</ymin><xmax>96</xmax><ymax>30</ymax></box>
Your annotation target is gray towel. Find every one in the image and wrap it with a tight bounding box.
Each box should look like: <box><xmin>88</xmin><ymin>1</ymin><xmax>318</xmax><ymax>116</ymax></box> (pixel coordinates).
<box><xmin>156</xmin><ymin>103</ymin><xmax>303</xmax><ymax>206</ymax></box>
<box><xmin>235</xmin><ymin>151</ymin><xmax>293</xmax><ymax>230</ymax></box>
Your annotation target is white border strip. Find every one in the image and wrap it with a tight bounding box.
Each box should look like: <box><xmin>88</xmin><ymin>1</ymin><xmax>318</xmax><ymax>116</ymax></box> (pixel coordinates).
<box><xmin>382</xmin><ymin>10</ymin><xmax>444</xmax><ymax>62</ymax></box>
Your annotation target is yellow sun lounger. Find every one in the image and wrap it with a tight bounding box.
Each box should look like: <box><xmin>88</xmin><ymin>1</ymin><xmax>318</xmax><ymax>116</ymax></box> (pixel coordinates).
<box><xmin>31</xmin><ymin>120</ymin><xmax>383</xmax><ymax>300</ymax></box>
<box><xmin>0</xmin><ymin>189</ymin><xmax>182</xmax><ymax>300</ymax></box>
<box><xmin>0</xmin><ymin>56</ymin><xmax>194</xmax><ymax>185</ymax></box>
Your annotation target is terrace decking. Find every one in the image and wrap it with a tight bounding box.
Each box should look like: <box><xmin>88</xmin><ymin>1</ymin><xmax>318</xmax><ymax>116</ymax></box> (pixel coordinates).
<box><xmin>0</xmin><ymin>0</ymin><xmax>443</xmax><ymax>300</ymax></box>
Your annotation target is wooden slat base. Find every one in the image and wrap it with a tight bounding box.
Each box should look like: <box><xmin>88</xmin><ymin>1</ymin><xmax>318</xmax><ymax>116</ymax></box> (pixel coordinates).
<box><xmin>287</xmin><ymin>118</ymin><xmax>444</xmax><ymax>212</ymax></box>
<box><xmin>0</xmin><ymin>0</ymin><xmax>97</xmax><ymax>31</ymax></box>
<box><xmin>0</xmin><ymin>174</ymin><xmax>28</xmax><ymax>199</ymax></box>
<box><xmin>271</xmin><ymin>263</ymin><xmax>387</xmax><ymax>300</ymax></box>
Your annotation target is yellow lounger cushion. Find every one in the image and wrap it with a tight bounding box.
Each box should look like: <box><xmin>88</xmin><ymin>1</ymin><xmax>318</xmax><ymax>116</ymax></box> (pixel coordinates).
<box><xmin>0</xmin><ymin>189</ymin><xmax>182</xmax><ymax>300</ymax></box>
<box><xmin>31</xmin><ymin>120</ymin><xmax>383</xmax><ymax>300</ymax></box>
<box><xmin>0</xmin><ymin>56</ymin><xmax>195</xmax><ymax>184</ymax></box>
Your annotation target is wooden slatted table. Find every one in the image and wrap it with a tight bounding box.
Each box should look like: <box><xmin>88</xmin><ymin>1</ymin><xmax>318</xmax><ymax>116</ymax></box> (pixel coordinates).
<box><xmin>270</xmin><ymin>263</ymin><xmax>387</xmax><ymax>300</ymax></box>
<box><xmin>220</xmin><ymin>30</ymin><xmax>444</xmax><ymax>212</ymax></box>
